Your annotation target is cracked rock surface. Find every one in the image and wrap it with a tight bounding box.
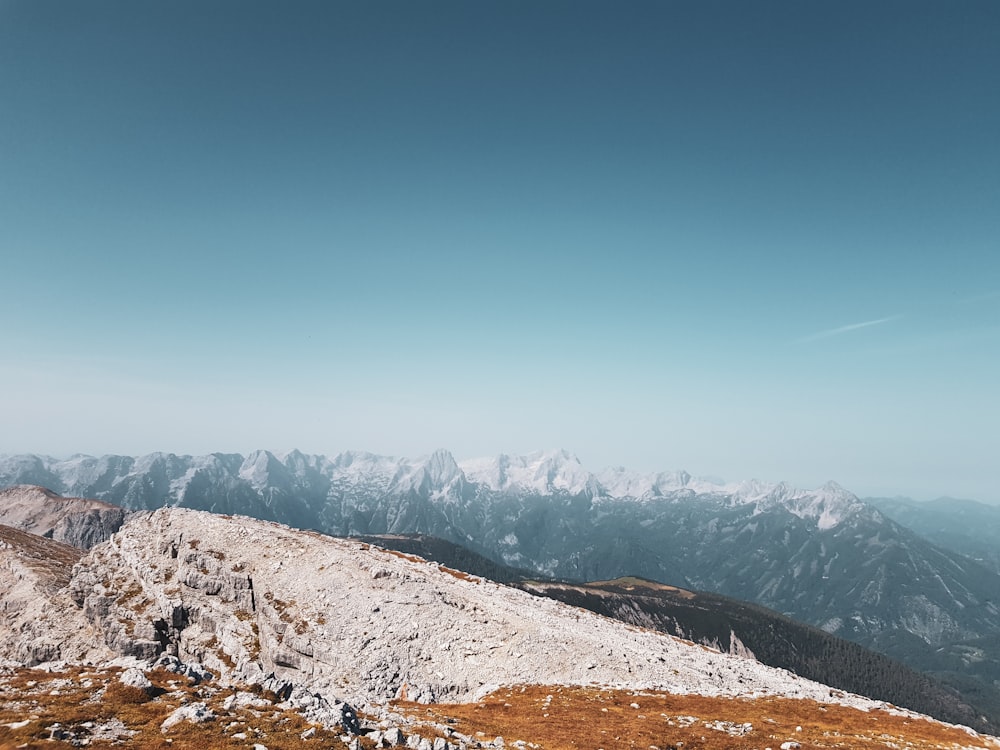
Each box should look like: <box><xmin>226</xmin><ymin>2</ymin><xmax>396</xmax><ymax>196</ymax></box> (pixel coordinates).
<box><xmin>0</xmin><ymin>524</ymin><xmax>113</xmax><ymax>666</ymax></box>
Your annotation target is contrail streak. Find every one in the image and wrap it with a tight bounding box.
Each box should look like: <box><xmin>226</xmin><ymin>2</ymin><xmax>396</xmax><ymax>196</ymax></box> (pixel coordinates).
<box><xmin>795</xmin><ymin>315</ymin><xmax>902</xmax><ymax>344</ymax></box>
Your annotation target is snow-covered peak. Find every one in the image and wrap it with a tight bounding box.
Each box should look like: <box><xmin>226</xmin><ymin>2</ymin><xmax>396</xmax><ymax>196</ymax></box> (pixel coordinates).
<box><xmin>595</xmin><ymin>466</ymin><xmax>746</xmax><ymax>501</ymax></box>
<box><xmin>736</xmin><ymin>479</ymin><xmax>863</xmax><ymax>529</ymax></box>
<box><xmin>457</xmin><ymin>454</ymin><xmax>509</xmax><ymax>491</ymax></box>
<box><xmin>597</xmin><ymin>467</ymin><xmax>697</xmax><ymax>499</ymax></box>
<box><xmin>732</xmin><ymin>478</ymin><xmax>783</xmax><ymax>503</ymax></box>
<box><xmin>328</xmin><ymin>450</ymin><xmax>405</xmax><ymax>479</ymax></box>
<box><xmin>808</xmin><ymin>481</ymin><xmax>865</xmax><ymax>529</ymax></box>
<box><xmin>390</xmin><ymin>449</ymin><xmax>465</xmax><ymax>496</ymax></box>
<box><xmin>276</xmin><ymin>448</ymin><xmax>309</xmax><ymax>472</ymax></box>
<box><xmin>423</xmin><ymin>448</ymin><xmax>462</xmax><ymax>485</ymax></box>
<box><xmin>459</xmin><ymin>449</ymin><xmax>595</xmax><ymax>496</ymax></box>
<box><xmin>595</xmin><ymin>466</ymin><xmax>648</xmax><ymax>498</ymax></box>
<box><xmin>43</xmin><ymin>454</ymin><xmax>116</xmax><ymax>493</ymax></box>
<box><xmin>130</xmin><ymin>452</ymin><xmax>172</xmax><ymax>474</ymax></box>
<box><xmin>273</xmin><ymin>449</ymin><xmax>337</xmax><ymax>481</ymax></box>
<box><xmin>238</xmin><ymin>450</ymin><xmax>288</xmax><ymax>489</ymax></box>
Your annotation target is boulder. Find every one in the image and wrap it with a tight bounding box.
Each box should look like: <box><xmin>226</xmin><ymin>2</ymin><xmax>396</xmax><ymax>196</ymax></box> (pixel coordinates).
<box><xmin>119</xmin><ymin>667</ymin><xmax>152</xmax><ymax>693</ymax></box>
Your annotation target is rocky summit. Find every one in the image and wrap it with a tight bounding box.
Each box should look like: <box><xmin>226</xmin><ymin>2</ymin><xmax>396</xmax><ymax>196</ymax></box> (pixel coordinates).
<box><xmin>58</xmin><ymin>507</ymin><xmax>880</xmax><ymax>707</ymax></box>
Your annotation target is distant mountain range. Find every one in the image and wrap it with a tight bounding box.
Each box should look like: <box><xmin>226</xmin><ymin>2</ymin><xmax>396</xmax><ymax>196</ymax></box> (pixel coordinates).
<box><xmin>3</xmin><ymin>448</ymin><xmax>1000</xmax><ymax>717</ymax></box>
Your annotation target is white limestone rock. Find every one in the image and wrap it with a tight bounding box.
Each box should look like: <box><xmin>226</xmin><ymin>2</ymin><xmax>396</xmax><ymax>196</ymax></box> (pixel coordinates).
<box><xmin>119</xmin><ymin>667</ymin><xmax>153</xmax><ymax>693</ymax></box>
<box><xmin>160</xmin><ymin>702</ymin><xmax>215</xmax><ymax>732</ymax></box>
<box><xmin>59</xmin><ymin>507</ymin><xmax>920</xmax><ymax>719</ymax></box>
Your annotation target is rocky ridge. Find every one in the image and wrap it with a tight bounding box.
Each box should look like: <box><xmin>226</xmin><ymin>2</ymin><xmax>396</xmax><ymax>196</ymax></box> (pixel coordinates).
<box><xmin>65</xmin><ymin>507</ymin><xmax>888</xmax><ymax>710</ymax></box>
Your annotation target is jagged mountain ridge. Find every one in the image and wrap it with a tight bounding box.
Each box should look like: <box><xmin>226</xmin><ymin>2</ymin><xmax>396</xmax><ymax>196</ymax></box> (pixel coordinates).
<box><xmin>3</xmin><ymin>449</ymin><xmax>999</xmax><ymax>694</ymax></box>
<box><xmin>0</xmin><ymin>448</ymin><xmax>862</xmax><ymax>519</ymax></box>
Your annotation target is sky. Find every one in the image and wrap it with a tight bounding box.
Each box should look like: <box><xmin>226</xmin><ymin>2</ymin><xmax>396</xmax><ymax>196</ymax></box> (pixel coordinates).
<box><xmin>1</xmin><ymin>1</ymin><xmax>998</xmax><ymax>502</ymax></box>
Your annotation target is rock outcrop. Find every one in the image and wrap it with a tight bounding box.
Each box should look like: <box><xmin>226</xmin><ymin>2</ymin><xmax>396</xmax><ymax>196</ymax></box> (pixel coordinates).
<box><xmin>0</xmin><ymin>485</ymin><xmax>128</xmax><ymax>549</ymax></box>
<box><xmin>64</xmin><ymin>508</ymin><xmax>902</xmax><ymax>714</ymax></box>
<box><xmin>0</xmin><ymin>524</ymin><xmax>113</xmax><ymax>665</ymax></box>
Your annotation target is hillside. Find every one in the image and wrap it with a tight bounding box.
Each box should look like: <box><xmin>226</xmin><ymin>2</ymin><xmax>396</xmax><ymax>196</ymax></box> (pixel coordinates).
<box><xmin>360</xmin><ymin>531</ymin><xmax>998</xmax><ymax>733</ymax></box>
<box><xmin>354</xmin><ymin>532</ymin><xmax>537</xmax><ymax>584</ymax></box>
<box><xmin>2</xmin><ymin>507</ymin><xmax>999</xmax><ymax>750</ymax></box>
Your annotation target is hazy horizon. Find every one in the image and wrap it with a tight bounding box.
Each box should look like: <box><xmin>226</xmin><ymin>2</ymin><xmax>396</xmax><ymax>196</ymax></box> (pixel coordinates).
<box><xmin>2</xmin><ymin>2</ymin><xmax>998</xmax><ymax>503</ymax></box>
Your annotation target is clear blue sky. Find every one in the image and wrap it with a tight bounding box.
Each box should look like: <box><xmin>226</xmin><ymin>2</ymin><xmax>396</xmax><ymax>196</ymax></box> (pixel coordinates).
<box><xmin>2</xmin><ymin>1</ymin><xmax>998</xmax><ymax>501</ymax></box>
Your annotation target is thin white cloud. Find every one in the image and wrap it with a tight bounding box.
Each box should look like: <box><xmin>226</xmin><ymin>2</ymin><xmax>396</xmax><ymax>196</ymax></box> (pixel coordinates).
<box><xmin>795</xmin><ymin>315</ymin><xmax>902</xmax><ymax>344</ymax></box>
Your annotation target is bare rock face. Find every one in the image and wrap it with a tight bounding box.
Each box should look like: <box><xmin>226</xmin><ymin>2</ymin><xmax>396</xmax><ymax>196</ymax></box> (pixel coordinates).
<box><xmin>65</xmin><ymin>508</ymin><xmax>894</xmax><ymax>713</ymax></box>
<box><xmin>0</xmin><ymin>485</ymin><xmax>128</xmax><ymax>550</ymax></box>
<box><xmin>0</xmin><ymin>524</ymin><xmax>113</xmax><ymax>665</ymax></box>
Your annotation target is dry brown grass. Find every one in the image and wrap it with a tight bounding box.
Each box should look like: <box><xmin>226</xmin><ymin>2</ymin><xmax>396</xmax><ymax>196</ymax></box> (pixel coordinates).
<box><xmin>394</xmin><ymin>684</ymin><xmax>1000</xmax><ymax>750</ymax></box>
<box><xmin>116</xmin><ymin>582</ymin><xmax>143</xmax><ymax>605</ymax></box>
<box><xmin>591</xmin><ymin>576</ymin><xmax>697</xmax><ymax>599</ymax></box>
<box><xmin>4</xmin><ymin>667</ymin><xmax>997</xmax><ymax>750</ymax></box>
<box><xmin>437</xmin><ymin>565</ymin><xmax>481</xmax><ymax>583</ymax></box>
<box><xmin>0</xmin><ymin>665</ymin><xmax>357</xmax><ymax>750</ymax></box>
<box><xmin>382</xmin><ymin>548</ymin><xmax>424</xmax><ymax>565</ymax></box>
<box><xmin>103</xmin><ymin>680</ymin><xmax>153</xmax><ymax>705</ymax></box>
